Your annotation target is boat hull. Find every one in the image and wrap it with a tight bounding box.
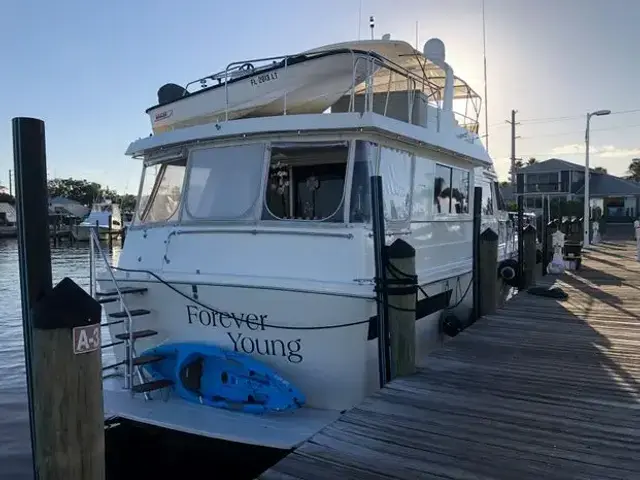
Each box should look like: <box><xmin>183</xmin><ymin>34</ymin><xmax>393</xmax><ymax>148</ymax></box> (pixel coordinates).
<box><xmin>147</xmin><ymin>51</ymin><xmax>379</xmax><ymax>133</ymax></box>
<box><xmin>73</xmin><ymin>224</ymin><xmax>120</xmax><ymax>241</ymax></box>
<box><xmin>98</xmin><ymin>268</ymin><xmax>476</xmax><ymax>411</ymax></box>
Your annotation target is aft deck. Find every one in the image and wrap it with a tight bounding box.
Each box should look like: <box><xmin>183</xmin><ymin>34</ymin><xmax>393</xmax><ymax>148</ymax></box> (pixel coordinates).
<box><xmin>260</xmin><ymin>238</ymin><xmax>640</xmax><ymax>479</ymax></box>
<box><xmin>102</xmin><ymin>376</ymin><xmax>341</xmax><ymax>450</ymax></box>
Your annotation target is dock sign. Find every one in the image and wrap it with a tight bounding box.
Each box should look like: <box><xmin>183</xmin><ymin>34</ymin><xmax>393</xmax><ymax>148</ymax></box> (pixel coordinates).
<box><xmin>73</xmin><ymin>324</ymin><xmax>101</xmax><ymax>355</ymax></box>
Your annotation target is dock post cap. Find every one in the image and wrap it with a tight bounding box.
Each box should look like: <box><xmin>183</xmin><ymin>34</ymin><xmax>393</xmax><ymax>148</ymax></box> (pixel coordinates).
<box><xmin>480</xmin><ymin>228</ymin><xmax>499</xmax><ymax>241</ymax></box>
<box><xmin>386</xmin><ymin>238</ymin><xmax>416</xmax><ymax>259</ymax></box>
<box><xmin>32</xmin><ymin>277</ymin><xmax>102</xmax><ymax>330</ymax></box>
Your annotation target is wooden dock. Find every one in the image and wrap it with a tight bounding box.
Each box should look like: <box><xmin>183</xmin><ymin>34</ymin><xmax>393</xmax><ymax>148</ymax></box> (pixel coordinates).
<box><xmin>260</xmin><ymin>240</ymin><xmax>640</xmax><ymax>479</ymax></box>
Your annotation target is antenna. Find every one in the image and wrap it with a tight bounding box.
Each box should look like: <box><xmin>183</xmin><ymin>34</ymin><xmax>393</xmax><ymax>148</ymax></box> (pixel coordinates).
<box><xmin>369</xmin><ymin>15</ymin><xmax>375</xmax><ymax>40</ymax></box>
<box><xmin>415</xmin><ymin>21</ymin><xmax>419</xmax><ymax>49</ymax></box>
<box><xmin>357</xmin><ymin>0</ymin><xmax>363</xmax><ymax>40</ymax></box>
<box><xmin>482</xmin><ymin>0</ymin><xmax>489</xmax><ymax>153</ymax></box>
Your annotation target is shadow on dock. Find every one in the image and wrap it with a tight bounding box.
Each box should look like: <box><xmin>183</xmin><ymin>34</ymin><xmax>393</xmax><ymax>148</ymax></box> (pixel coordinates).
<box><xmin>260</xmin><ymin>240</ymin><xmax>640</xmax><ymax>479</ymax></box>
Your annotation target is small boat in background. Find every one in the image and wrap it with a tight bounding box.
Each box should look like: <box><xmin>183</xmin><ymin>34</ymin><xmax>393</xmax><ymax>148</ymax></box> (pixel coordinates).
<box><xmin>146</xmin><ymin>48</ymin><xmax>383</xmax><ymax>134</ymax></box>
<box><xmin>72</xmin><ymin>200</ymin><xmax>123</xmax><ymax>241</ymax></box>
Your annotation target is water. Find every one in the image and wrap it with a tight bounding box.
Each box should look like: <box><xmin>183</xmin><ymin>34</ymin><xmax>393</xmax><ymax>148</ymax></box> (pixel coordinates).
<box><xmin>0</xmin><ymin>239</ymin><xmax>283</xmax><ymax>479</ymax></box>
<box><xmin>0</xmin><ymin>238</ymin><xmax>117</xmax><ymax>480</ymax></box>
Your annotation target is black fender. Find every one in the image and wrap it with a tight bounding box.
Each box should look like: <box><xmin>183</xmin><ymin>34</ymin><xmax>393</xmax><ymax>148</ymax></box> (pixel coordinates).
<box><xmin>497</xmin><ymin>258</ymin><xmax>520</xmax><ymax>287</ymax></box>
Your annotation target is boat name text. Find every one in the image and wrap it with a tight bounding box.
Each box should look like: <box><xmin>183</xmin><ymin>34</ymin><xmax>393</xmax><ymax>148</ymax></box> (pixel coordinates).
<box><xmin>187</xmin><ymin>304</ymin><xmax>266</xmax><ymax>331</ymax></box>
<box><xmin>227</xmin><ymin>332</ymin><xmax>302</xmax><ymax>364</ymax></box>
<box><xmin>186</xmin><ymin>305</ymin><xmax>304</xmax><ymax>363</ymax></box>
<box><xmin>250</xmin><ymin>71</ymin><xmax>278</xmax><ymax>86</ymax></box>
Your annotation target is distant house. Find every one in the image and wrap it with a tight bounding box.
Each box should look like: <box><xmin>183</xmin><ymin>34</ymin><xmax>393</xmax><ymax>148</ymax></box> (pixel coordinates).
<box><xmin>49</xmin><ymin>196</ymin><xmax>89</xmax><ymax>219</ymax></box>
<box><xmin>0</xmin><ymin>202</ymin><xmax>17</xmax><ymax>225</ymax></box>
<box><xmin>513</xmin><ymin>158</ymin><xmax>640</xmax><ymax>222</ymax></box>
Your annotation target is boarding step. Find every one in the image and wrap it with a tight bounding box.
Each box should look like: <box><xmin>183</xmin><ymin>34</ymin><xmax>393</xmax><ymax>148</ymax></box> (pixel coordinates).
<box><xmin>97</xmin><ymin>297</ymin><xmax>118</xmax><ymax>305</ymax></box>
<box><xmin>96</xmin><ymin>287</ymin><xmax>148</xmax><ymax>297</ymax></box>
<box><xmin>131</xmin><ymin>379</ymin><xmax>174</xmax><ymax>394</ymax></box>
<box><xmin>108</xmin><ymin>309</ymin><xmax>151</xmax><ymax>319</ymax></box>
<box><xmin>102</xmin><ymin>354</ymin><xmax>165</xmax><ymax>370</ymax></box>
<box><xmin>114</xmin><ymin>329</ymin><xmax>158</xmax><ymax>341</ymax></box>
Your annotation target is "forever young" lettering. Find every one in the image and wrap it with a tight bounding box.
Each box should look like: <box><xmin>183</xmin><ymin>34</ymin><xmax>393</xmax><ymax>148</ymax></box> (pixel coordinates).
<box><xmin>186</xmin><ymin>305</ymin><xmax>267</xmax><ymax>331</ymax></box>
<box><xmin>185</xmin><ymin>305</ymin><xmax>304</xmax><ymax>363</ymax></box>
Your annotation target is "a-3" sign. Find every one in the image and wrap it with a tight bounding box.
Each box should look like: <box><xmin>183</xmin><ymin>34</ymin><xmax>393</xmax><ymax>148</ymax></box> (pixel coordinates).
<box><xmin>73</xmin><ymin>324</ymin><xmax>101</xmax><ymax>355</ymax></box>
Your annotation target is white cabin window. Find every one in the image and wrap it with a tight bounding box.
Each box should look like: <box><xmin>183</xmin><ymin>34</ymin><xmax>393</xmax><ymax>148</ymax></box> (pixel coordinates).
<box><xmin>184</xmin><ymin>144</ymin><xmax>266</xmax><ymax>221</ymax></box>
<box><xmin>136</xmin><ymin>159</ymin><xmax>186</xmax><ymax>224</ymax></box>
<box><xmin>379</xmin><ymin>147</ymin><xmax>413</xmax><ymax>221</ymax></box>
<box><xmin>481</xmin><ymin>180</ymin><xmax>494</xmax><ymax>215</ymax></box>
<box><xmin>411</xmin><ymin>156</ymin><xmax>435</xmax><ymax>221</ymax></box>
<box><xmin>262</xmin><ymin>142</ymin><xmax>348</xmax><ymax>222</ymax></box>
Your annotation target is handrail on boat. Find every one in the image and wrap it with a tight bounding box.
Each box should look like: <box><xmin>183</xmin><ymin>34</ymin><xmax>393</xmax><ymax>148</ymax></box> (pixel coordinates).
<box><xmin>90</xmin><ymin>227</ymin><xmax>147</xmax><ymax>396</ymax></box>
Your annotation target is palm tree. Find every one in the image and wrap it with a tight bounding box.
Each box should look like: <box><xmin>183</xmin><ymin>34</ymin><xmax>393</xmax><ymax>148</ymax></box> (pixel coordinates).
<box><xmin>593</xmin><ymin>166</ymin><xmax>607</xmax><ymax>174</ymax></box>
<box><xmin>627</xmin><ymin>158</ymin><xmax>640</xmax><ymax>182</ymax></box>
<box><xmin>527</xmin><ymin>157</ymin><xmax>537</xmax><ymax>166</ymax></box>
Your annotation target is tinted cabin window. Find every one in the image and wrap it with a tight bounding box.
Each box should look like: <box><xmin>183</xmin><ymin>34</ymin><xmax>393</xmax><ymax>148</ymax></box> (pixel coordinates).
<box><xmin>263</xmin><ymin>142</ymin><xmax>348</xmax><ymax>222</ymax></box>
<box><xmin>434</xmin><ymin>164</ymin><xmax>452</xmax><ymax>214</ymax></box>
<box><xmin>411</xmin><ymin>155</ymin><xmax>435</xmax><ymax>221</ymax></box>
<box><xmin>349</xmin><ymin>141</ymin><xmax>374</xmax><ymax>223</ymax></box>
<box><xmin>451</xmin><ymin>168</ymin><xmax>470</xmax><ymax>214</ymax></box>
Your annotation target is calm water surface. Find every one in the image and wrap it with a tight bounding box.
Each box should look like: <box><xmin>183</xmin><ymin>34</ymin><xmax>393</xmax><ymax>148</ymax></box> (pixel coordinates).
<box><xmin>0</xmin><ymin>238</ymin><xmax>118</xmax><ymax>480</ymax></box>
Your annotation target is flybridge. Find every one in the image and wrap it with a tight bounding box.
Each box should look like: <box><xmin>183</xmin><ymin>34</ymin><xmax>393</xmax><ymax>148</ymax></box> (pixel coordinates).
<box><xmin>142</xmin><ymin>36</ymin><xmax>482</xmax><ymax>140</ymax></box>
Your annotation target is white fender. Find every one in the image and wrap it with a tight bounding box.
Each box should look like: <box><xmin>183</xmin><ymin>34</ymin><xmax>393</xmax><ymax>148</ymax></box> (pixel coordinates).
<box><xmin>548</xmin><ymin>230</ymin><xmax>565</xmax><ymax>275</ymax></box>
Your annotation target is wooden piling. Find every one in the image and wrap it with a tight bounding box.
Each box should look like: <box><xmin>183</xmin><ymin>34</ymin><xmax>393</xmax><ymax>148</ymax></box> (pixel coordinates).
<box><xmin>478</xmin><ymin>228</ymin><xmax>499</xmax><ymax>316</ymax></box>
<box><xmin>386</xmin><ymin>238</ymin><xmax>417</xmax><ymax>379</ymax></box>
<box><xmin>12</xmin><ymin>117</ymin><xmax>105</xmax><ymax>480</ymax></box>
<box><xmin>522</xmin><ymin>224</ymin><xmax>537</xmax><ymax>289</ymax></box>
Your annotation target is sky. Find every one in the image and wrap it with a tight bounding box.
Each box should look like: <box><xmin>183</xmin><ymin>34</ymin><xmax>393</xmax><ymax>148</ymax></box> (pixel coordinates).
<box><xmin>1</xmin><ymin>0</ymin><xmax>639</xmax><ymax>194</ymax></box>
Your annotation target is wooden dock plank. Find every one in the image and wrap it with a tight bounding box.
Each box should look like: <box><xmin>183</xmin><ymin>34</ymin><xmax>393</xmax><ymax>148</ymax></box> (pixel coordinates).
<box><xmin>261</xmin><ymin>241</ymin><xmax>640</xmax><ymax>479</ymax></box>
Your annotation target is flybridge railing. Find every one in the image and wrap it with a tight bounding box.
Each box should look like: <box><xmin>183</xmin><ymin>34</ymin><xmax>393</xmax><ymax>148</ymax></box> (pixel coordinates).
<box><xmin>181</xmin><ymin>48</ymin><xmax>481</xmax><ymax>141</ymax></box>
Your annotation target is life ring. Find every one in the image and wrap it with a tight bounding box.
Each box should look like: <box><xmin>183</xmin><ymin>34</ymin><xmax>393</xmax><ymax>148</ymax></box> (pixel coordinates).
<box><xmin>497</xmin><ymin>258</ymin><xmax>520</xmax><ymax>287</ymax></box>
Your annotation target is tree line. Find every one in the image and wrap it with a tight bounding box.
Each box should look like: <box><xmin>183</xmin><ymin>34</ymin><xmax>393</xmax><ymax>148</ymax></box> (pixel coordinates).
<box><xmin>0</xmin><ymin>178</ymin><xmax>137</xmax><ymax>212</ymax></box>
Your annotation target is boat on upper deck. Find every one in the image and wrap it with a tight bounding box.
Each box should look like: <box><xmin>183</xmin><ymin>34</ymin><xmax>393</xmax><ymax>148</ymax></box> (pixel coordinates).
<box><xmin>144</xmin><ymin>37</ymin><xmax>482</xmax><ymax>141</ymax></box>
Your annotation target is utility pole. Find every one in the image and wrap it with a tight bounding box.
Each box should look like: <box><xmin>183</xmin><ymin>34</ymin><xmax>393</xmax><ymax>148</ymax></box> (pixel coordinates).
<box><xmin>506</xmin><ymin>110</ymin><xmax>520</xmax><ymax>185</ymax></box>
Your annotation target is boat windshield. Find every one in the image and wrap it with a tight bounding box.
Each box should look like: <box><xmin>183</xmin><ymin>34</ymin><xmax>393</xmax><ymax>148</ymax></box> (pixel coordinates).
<box><xmin>183</xmin><ymin>143</ymin><xmax>267</xmax><ymax>221</ymax></box>
<box><xmin>136</xmin><ymin>158</ymin><xmax>187</xmax><ymax>224</ymax></box>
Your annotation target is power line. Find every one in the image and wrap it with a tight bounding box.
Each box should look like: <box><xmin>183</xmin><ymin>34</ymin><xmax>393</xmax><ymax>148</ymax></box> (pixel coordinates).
<box><xmin>487</xmin><ymin>108</ymin><xmax>640</xmax><ymax>130</ymax></box>
<box><xmin>518</xmin><ymin>122</ymin><xmax>640</xmax><ymax>140</ymax></box>
<box><xmin>518</xmin><ymin>108</ymin><xmax>640</xmax><ymax>125</ymax></box>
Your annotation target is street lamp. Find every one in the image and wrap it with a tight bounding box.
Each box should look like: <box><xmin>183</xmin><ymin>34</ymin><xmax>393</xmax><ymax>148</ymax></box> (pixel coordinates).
<box><xmin>584</xmin><ymin>109</ymin><xmax>611</xmax><ymax>247</ymax></box>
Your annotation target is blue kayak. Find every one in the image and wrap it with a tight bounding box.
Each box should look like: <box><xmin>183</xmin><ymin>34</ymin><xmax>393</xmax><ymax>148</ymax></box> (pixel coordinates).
<box><xmin>139</xmin><ymin>342</ymin><xmax>305</xmax><ymax>414</ymax></box>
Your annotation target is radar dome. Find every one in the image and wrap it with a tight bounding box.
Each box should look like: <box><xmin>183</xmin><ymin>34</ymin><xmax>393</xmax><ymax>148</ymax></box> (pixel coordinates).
<box><xmin>423</xmin><ymin>38</ymin><xmax>446</xmax><ymax>64</ymax></box>
<box><xmin>382</xmin><ymin>33</ymin><xmax>391</xmax><ymax>40</ymax></box>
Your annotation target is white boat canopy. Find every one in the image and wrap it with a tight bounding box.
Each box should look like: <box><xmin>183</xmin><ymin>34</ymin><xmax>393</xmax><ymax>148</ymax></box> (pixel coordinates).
<box><xmin>302</xmin><ymin>39</ymin><xmax>481</xmax><ymax>101</ymax></box>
